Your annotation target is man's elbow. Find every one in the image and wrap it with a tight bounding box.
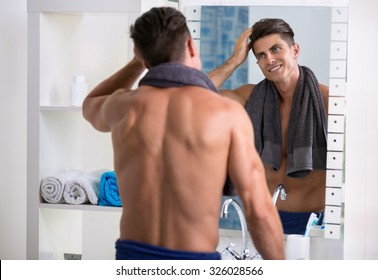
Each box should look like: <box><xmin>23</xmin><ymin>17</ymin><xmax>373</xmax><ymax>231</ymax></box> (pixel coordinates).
<box><xmin>82</xmin><ymin>98</ymin><xmax>94</xmax><ymax>124</ymax></box>
<box><xmin>82</xmin><ymin>98</ymin><xmax>110</xmax><ymax>132</ymax></box>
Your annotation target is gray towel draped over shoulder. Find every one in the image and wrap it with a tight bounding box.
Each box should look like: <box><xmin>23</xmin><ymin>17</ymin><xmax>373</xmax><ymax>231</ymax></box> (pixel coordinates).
<box><xmin>139</xmin><ymin>62</ymin><xmax>219</xmax><ymax>93</ymax></box>
<box><xmin>246</xmin><ymin>65</ymin><xmax>327</xmax><ymax>178</ymax></box>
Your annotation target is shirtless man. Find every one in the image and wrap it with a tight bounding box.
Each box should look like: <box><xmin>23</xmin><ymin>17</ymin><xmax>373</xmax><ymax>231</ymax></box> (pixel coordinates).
<box><xmin>83</xmin><ymin>7</ymin><xmax>284</xmax><ymax>260</ymax></box>
<box><xmin>209</xmin><ymin>18</ymin><xmax>329</xmax><ymax>235</ymax></box>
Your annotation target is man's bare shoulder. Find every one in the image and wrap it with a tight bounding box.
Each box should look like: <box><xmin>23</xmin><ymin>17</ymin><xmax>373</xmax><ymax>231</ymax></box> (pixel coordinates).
<box><xmin>319</xmin><ymin>83</ymin><xmax>329</xmax><ymax>111</ymax></box>
<box><xmin>319</xmin><ymin>83</ymin><xmax>329</xmax><ymax>97</ymax></box>
<box><xmin>101</xmin><ymin>88</ymin><xmax>139</xmax><ymax>125</ymax></box>
<box><xmin>220</xmin><ymin>84</ymin><xmax>255</xmax><ymax>107</ymax></box>
<box><xmin>215</xmin><ymin>93</ymin><xmax>255</xmax><ymax>130</ymax></box>
<box><xmin>195</xmin><ymin>87</ymin><xmax>246</xmax><ymax>109</ymax></box>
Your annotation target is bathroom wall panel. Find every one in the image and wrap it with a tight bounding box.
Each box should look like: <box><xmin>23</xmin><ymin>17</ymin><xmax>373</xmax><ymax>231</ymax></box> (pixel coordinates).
<box><xmin>324</xmin><ymin>224</ymin><xmax>341</xmax><ymax>239</ymax></box>
<box><xmin>330</xmin><ymin>23</ymin><xmax>348</xmax><ymax>41</ymax></box>
<box><xmin>326</xmin><ymin>169</ymin><xmax>343</xmax><ymax>187</ymax></box>
<box><xmin>330</xmin><ymin>42</ymin><xmax>347</xmax><ymax>60</ymax></box>
<box><xmin>327</xmin><ymin>115</ymin><xmax>345</xmax><ymax>133</ymax></box>
<box><xmin>327</xmin><ymin>133</ymin><xmax>344</xmax><ymax>151</ymax></box>
<box><xmin>324</xmin><ymin>6</ymin><xmax>348</xmax><ymax>240</ymax></box>
<box><xmin>325</xmin><ymin>206</ymin><xmax>342</xmax><ymax>224</ymax></box>
<box><xmin>329</xmin><ymin>60</ymin><xmax>347</xmax><ymax>78</ymax></box>
<box><xmin>326</xmin><ymin>187</ymin><xmax>343</xmax><ymax>206</ymax></box>
<box><xmin>326</xmin><ymin>151</ymin><xmax>344</xmax><ymax>170</ymax></box>
<box><xmin>329</xmin><ymin>78</ymin><xmax>346</xmax><ymax>97</ymax></box>
<box><xmin>328</xmin><ymin>97</ymin><xmax>346</xmax><ymax>115</ymax></box>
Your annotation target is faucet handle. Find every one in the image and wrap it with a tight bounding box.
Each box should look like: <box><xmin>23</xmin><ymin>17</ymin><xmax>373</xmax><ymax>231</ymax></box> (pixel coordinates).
<box><xmin>221</xmin><ymin>242</ymin><xmax>241</xmax><ymax>260</ymax></box>
<box><xmin>241</xmin><ymin>248</ymin><xmax>251</xmax><ymax>260</ymax></box>
<box><xmin>221</xmin><ymin>242</ymin><xmax>236</xmax><ymax>254</ymax></box>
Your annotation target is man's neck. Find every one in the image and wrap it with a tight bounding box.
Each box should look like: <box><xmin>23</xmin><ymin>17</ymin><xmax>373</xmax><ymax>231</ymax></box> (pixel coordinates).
<box><xmin>274</xmin><ymin>65</ymin><xmax>300</xmax><ymax>100</ymax></box>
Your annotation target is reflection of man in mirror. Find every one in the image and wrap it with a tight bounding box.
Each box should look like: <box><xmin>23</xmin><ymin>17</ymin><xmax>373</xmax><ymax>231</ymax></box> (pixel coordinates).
<box><xmin>209</xmin><ymin>18</ymin><xmax>328</xmax><ymax>235</ymax></box>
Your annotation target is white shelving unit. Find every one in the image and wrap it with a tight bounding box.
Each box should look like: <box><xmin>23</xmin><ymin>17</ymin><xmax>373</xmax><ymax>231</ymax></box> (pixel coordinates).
<box><xmin>26</xmin><ymin>0</ymin><xmax>145</xmax><ymax>260</ymax></box>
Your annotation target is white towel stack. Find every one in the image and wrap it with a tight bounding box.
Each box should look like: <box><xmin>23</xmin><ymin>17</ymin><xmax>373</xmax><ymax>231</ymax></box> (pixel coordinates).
<box><xmin>40</xmin><ymin>169</ymin><xmax>108</xmax><ymax>205</ymax></box>
<box><xmin>40</xmin><ymin>169</ymin><xmax>83</xmax><ymax>204</ymax></box>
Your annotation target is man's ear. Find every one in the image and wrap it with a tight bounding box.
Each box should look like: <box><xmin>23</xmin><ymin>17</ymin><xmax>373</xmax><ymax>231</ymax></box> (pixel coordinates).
<box><xmin>292</xmin><ymin>43</ymin><xmax>300</xmax><ymax>59</ymax></box>
<box><xmin>134</xmin><ymin>46</ymin><xmax>150</xmax><ymax>69</ymax></box>
<box><xmin>187</xmin><ymin>37</ymin><xmax>197</xmax><ymax>58</ymax></box>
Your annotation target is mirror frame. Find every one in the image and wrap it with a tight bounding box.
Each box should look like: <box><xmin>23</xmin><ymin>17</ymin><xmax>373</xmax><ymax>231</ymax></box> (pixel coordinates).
<box><xmin>179</xmin><ymin>0</ymin><xmax>348</xmax><ymax>240</ymax></box>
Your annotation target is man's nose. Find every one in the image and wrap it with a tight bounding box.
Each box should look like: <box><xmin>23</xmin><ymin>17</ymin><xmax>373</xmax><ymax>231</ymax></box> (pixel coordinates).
<box><xmin>265</xmin><ymin>53</ymin><xmax>276</xmax><ymax>64</ymax></box>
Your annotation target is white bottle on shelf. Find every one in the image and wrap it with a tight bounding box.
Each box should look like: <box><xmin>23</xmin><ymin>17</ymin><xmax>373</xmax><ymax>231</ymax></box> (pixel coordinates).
<box><xmin>70</xmin><ymin>75</ymin><xmax>88</xmax><ymax>107</ymax></box>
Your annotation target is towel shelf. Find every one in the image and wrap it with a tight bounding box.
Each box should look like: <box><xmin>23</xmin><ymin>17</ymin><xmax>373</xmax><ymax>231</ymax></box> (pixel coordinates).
<box><xmin>39</xmin><ymin>203</ymin><xmax>121</xmax><ymax>212</ymax></box>
<box><xmin>40</xmin><ymin>105</ymin><xmax>82</xmax><ymax>112</ymax></box>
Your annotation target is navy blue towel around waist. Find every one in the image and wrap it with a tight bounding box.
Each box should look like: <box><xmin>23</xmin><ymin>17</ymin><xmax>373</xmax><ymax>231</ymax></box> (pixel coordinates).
<box><xmin>115</xmin><ymin>239</ymin><xmax>221</xmax><ymax>260</ymax></box>
<box><xmin>279</xmin><ymin>210</ymin><xmax>324</xmax><ymax>235</ymax></box>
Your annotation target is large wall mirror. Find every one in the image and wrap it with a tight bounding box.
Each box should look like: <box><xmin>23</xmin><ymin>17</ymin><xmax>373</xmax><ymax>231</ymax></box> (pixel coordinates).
<box><xmin>179</xmin><ymin>0</ymin><xmax>348</xmax><ymax>241</ymax></box>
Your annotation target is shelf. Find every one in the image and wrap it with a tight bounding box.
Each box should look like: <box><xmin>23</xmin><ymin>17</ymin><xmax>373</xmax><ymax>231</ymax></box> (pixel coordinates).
<box><xmin>40</xmin><ymin>202</ymin><xmax>121</xmax><ymax>212</ymax></box>
<box><xmin>40</xmin><ymin>105</ymin><xmax>82</xmax><ymax>111</ymax></box>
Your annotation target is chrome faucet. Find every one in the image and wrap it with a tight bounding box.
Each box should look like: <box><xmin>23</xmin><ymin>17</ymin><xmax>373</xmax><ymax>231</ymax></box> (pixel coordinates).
<box><xmin>220</xmin><ymin>198</ymin><xmax>257</xmax><ymax>260</ymax></box>
<box><xmin>272</xmin><ymin>184</ymin><xmax>287</xmax><ymax>205</ymax></box>
<box><xmin>220</xmin><ymin>184</ymin><xmax>287</xmax><ymax>260</ymax></box>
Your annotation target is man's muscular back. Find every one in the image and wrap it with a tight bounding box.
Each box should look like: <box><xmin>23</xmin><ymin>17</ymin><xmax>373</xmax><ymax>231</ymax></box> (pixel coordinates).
<box><xmin>109</xmin><ymin>85</ymin><xmax>242</xmax><ymax>252</ymax></box>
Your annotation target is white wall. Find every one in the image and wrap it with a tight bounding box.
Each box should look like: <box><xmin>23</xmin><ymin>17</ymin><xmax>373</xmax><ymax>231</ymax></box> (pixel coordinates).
<box><xmin>0</xmin><ymin>0</ymin><xmax>27</xmax><ymax>259</ymax></box>
<box><xmin>344</xmin><ymin>0</ymin><xmax>378</xmax><ymax>259</ymax></box>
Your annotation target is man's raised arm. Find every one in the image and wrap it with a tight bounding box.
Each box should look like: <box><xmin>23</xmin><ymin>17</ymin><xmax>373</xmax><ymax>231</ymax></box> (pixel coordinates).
<box><xmin>208</xmin><ymin>28</ymin><xmax>253</xmax><ymax>89</ymax></box>
<box><xmin>82</xmin><ymin>57</ymin><xmax>145</xmax><ymax>132</ymax></box>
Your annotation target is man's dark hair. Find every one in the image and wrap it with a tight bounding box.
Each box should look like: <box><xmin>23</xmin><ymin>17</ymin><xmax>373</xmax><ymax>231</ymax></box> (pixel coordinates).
<box><xmin>249</xmin><ymin>18</ymin><xmax>295</xmax><ymax>54</ymax></box>
<box><xmin>130</xmin><ymin>7</ymin><xmax>191</xmax><ymax>67</ymax></box>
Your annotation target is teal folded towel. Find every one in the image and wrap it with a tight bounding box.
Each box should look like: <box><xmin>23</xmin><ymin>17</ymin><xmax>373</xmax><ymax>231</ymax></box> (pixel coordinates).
<box><xmin>99</xmin><ymin>171</ymin><xmax>121</xmax><ymax>207</ymax></box>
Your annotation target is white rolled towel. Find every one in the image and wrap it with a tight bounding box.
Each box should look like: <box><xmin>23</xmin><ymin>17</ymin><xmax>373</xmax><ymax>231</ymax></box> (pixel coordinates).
<box><xmin>63</xmin><ymin>169</ymin><xmax>108</xmax><ymax>205</ymax></box>
<box><xmin>40</xmin><ymin>169</ymin><xmax>84</xmax><ymax>204</ymax></box>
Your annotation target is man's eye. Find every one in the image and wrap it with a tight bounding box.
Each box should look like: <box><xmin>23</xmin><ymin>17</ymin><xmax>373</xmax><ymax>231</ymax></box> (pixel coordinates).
<box><xmin>256</xmin><ymin>54</ymin><xmax>265</xmax><ymax>61</ymax></box>
<box><xmin>272</xmin><ymin>47</ymin><xmax>281</xmax><ymax>53</ymax></box>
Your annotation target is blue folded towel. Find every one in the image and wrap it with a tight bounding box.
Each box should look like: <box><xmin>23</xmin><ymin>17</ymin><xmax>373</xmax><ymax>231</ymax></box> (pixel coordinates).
<box><xmin>98</xmin><ymin>171</ymin><xmax>121</xmax><ymax>207</ymax></box>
